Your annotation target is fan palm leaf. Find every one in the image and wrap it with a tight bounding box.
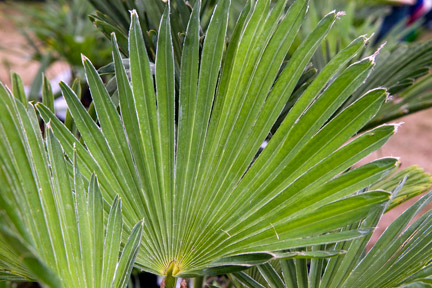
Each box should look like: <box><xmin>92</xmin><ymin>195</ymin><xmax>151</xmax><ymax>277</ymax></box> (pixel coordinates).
<box><xmin>93</xmin><ymin>0</ymin><xmax>432</xmax><ymax>133</ymax></box>
<box><xmin>2</xmin><ymin>0</ymin><xmax>401</xmax><ymax>283</ymax></box>
<box><xmin>0</xmin><ymin>84</ymin><xmax>143</xmax><ymax>286</ymax></box>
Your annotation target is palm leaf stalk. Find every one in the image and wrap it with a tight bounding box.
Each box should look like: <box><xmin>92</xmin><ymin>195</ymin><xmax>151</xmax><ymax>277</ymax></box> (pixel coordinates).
<box><xmin>0</xmin><ymin>0</ymin><xmax>413</xmax><ymax>285</ymax></box>
<box><xmin>0</xmin><ymin>84</ymin><xmax>143</xmax><ymax>286</ymax></box>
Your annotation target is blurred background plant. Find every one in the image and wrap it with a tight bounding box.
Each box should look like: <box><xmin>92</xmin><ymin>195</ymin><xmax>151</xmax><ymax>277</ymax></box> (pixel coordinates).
<box><xmin>0</xmin><ymin>0</ymin><xmax>111</xmax><ymax>101</ymax></box>
<box><xmin>284</xmin><ymin>0</ymin><xmax>432</xmax><ymax>136</ymax></box>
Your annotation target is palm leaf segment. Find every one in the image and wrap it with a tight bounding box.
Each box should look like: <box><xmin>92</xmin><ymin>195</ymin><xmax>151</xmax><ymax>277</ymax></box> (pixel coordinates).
<box><xmin>0</xmin><ymin>85</ymin><xmax>143</xmax><ymax>286</ymax></box>
<box><xmin>232</xmin><ymin>190</ymin><xmax>432</xmax><ymax>288</ymax></box>
<box><xmin>38</xmin><ymin>0</ymin><xmax>400</xmax><ymax>278</ymax></box>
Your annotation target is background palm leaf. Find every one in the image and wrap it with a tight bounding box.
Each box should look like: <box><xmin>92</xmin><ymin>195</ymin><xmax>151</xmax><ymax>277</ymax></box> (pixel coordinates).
<box><xmin>372</xmin><ymin>165</ymin><xmax>432</xmax><ymax>211</ymax></box>
<box><xmin>87</xmin><ymin>0</ymin><xmax>246</xmax><ymax>59</ymax></box>
<box><xmin>89</xmin><ymin>0</ymin><xmax>432</xmax><ymax>134</ymax></box>
<box><xmin>300</xmin><ymin>0</ymin><xmax>432</xmax><ymax>130</ymax></box>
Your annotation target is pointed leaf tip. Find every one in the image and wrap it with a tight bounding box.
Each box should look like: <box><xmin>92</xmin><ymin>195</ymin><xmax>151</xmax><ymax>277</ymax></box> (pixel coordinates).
<box><xmin>130</xmin><ymin>9</ymin><xmax>138</xmax><ymax>18</ymax></box>
<box><xmin>365</xmin><ymin>33</ymin><xmax>375</xmax><ymax>43</ymax></box>
<box><xmin>336</xmin><ymin>11</ymin><xmax>346</xmax><ymax>18</ymax></box>
<box><xmin>325</xmin><ymin>10</ymin><xmax>337</xmax><ymax>17</ymax></box>
<box><xmin>81</xmin><ymin>54</ymin><xmax>88</xmax><ymax>63</ymax></box>
<box><xmin>370</xmin><ymin>42</ymin><xmax>387</xmax><ymax>63</ymax></box>
<box><xmin>393</xmin><ymin>122</ymin><xmax>404</xmax><ymax>133</ymax></box>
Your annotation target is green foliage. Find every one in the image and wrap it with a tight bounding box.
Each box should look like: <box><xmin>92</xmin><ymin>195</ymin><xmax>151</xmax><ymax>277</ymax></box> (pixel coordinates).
<box><xmin>373</xmin><ymin>165</ymin><xmax>432</xmax><ymax>211</ymax></box>
<box><xmin>300</xmin><ymin>0</ymin><xmax>432</xmax><ymax>129</ymax></box>
<box><xmin>88</xmin><ymin>0</ymin><xmax>245</xmax><ymax>78</ymax></box>
<box><xmin>231</xmin><ymin>190</ymin><xmax>432</xmax><ymax>288</ymax></box>
<box><xmin>0</xmin><ymin>84</ymin><xmax>143</xmax><ymax>286</ymax></box>
<box><xmin>90</xmin><ymin>0</ymin><xmax>432</xmax><ymax>133</ymax></box>
<box><xmin>36</xmin><ymin>0</ymin><xmax>405</xmax><ymax>281</ymax></box>
<box><xmin>362</xmin><ymin>52</ymin><xmax>432</xmax><ymax>130</ymax></box>
<box><xmin>87</xmin><ymin>0</ymin><xmax>166</xmax><ymax>58</ymax></box>
<box><xmin>1</xmin><ymin>0</ymin><xmax>432</xmax><ymax>286</ymax></box>
<box><xmin>11</xmin><ymin>0</ymin><xmax>111</xmax><ymax>75</ymax></box>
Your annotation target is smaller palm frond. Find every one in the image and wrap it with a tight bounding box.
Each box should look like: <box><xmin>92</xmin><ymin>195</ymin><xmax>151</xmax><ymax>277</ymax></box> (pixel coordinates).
<box><xmin>0</xmin><ymin>84</ymin><xmax>143</xmax><ymax>287</ymax></box>
<box><xmin>88</xmin><ymin>0</ymin><xmax>246</xmax><ymax>60</ymax></box>
<box><xmin>232</xmin><ymin>187</ymin><xmax>432</xmax><ymax>288</ymax></box>
<box><xmin>372</xmin><ymin>165</ymin><xmax>432</xmax><ymax>211</ymax></box>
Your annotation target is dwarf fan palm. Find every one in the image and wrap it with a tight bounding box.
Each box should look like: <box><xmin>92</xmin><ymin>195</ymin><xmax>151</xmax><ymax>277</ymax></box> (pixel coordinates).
<box><xmin>0</xmin><ymin>0</ymin><xmax>415</xmax><ymax>286</ymax></box>
<box><xmin>38</xmin><ymin>0</ymin><xmax>401</xmax><ymax>280</ymax></box>
<box><xmin>90</xmin><ymin>0</ymin><xmax>432</xmax><ymax>131</ymax></box>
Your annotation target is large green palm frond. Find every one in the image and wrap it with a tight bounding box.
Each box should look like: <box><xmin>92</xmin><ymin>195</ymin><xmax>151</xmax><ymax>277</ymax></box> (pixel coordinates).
<box><xmin>34</xmin><ymin>0</ymin><xmax>404</xmax><ymax>280</ymax></box>
<box><xmin>231</xmin><ymin>188</ymin><xmax>432</xmax><ymax>288</ymax></box>
<box><xmin>0</xmin><ymin>85</ymin><xmax>143</xmax><ymax>286</ymax></box>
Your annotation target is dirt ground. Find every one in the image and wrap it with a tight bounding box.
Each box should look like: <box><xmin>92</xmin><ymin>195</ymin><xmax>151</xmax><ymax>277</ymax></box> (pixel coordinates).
<box><xmin>1</xmin><ymin>3</ymin><xmax>431</xmax><ymax>246</ymax></box>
